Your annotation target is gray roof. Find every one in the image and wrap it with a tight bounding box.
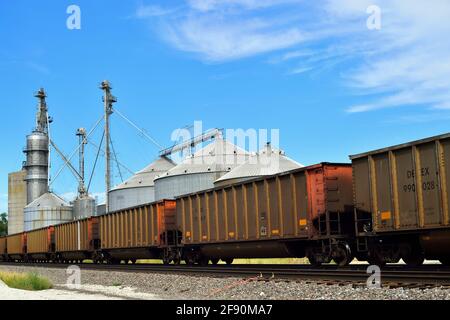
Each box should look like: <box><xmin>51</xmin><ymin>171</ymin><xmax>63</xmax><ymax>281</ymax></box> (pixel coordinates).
<box><xmin>25</xmin><ymin>192</ymin><xmax>72</xmax><ymax>209</ymax></box>
<box><xmin>155</xmin><ymin>138</ymin><xmax>249</xmax><ymax>179</ymax></box>
<box><xmin>215</xmin><ymin>144</ymin><xmax>303</xmax><ymax>184</ymax></box>
<box><xmin>111</xmin><ymin>156</ymin><xmax>176</xmax><ymax>191</ymax></box>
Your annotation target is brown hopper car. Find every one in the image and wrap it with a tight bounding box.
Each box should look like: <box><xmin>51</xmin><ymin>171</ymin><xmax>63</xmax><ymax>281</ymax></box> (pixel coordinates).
<box><xmin>2</xmin><ymin>133</ymin><xmax>450</xmax><ymax>268</ymax></box>
<box><xmin>99</xmin><ymin>200</ymin><xmax>177</xmax><ymax>263</ymax></box>
<box><xmin>351</xmin><ymin>133</ymin><xmax>450</xmax><ymax>265</ymax></box>
<box><xmin>26</xmin><ymin>227</ymin><xmax>54</xmax><ymax>260</ymax></box>
<box><xmin>54</xmin><ymin>217</ymin><xmax>99</xmax><ymax>261</ymax></box>
<box><xmin>177</xmin><ymin>163</ymin><xmax>355</xmax><ymax>266</ymax></box>
<box><xmin>0</xmin><ymin>237</ymin><xmax>6</xmax><ymax>260</ymax></box>
<box><xmin>6</xmin><ymin>233</ymin><xmax>26</xmax><ymax>260</ymax></box>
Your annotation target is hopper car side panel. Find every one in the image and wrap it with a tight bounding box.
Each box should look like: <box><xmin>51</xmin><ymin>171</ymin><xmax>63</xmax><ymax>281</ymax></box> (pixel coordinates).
<box><xmin>54</xmin><ymin>217</ymin><xmax>99</xmax><ymax>261</ymax></box>
<box><xmin>0</xmin><ymin>237</ymin><xmax>6</xmax><ymax>261</ymax></box>
<box><xmin>176</xmin><ymin>163</ymin><xmax>355</xmax><ymax>265</ymax></box>
<box><xmin>352</xmin><ymin>133</ymin><xmax>450</xmax><ymax>265</ymax></box>
<box><xmin>6</xmin><ymin>233</ymin><xmax>26</xmax><ymax>261</ymax></box>
<box><xmin>99</xmin><ymin>201</ymin><xmax>175</xmax><ymax>262</ymax></box>
<box><xmin>26</xmin><ymin>227</ymin><xmax>54</xmax><ymax>260</ymax></box>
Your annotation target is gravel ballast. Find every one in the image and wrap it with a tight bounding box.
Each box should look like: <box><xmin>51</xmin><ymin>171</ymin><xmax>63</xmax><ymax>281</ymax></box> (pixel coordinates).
<box><xmin>0</xmin><ymin>265</ymin><xmax>449</xmax><ymax>300</ymax></box>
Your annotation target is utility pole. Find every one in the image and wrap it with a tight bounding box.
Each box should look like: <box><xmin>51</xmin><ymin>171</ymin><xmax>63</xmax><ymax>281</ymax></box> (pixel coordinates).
<box><xmin>76</xmin><ymin>128</ymin><xmax>87</xmax><ymax>197</ymax></box>
<box><xmin>100</xmin><ymin>80</ymin><xmax>116</xmax><ymax>213</ymax></box>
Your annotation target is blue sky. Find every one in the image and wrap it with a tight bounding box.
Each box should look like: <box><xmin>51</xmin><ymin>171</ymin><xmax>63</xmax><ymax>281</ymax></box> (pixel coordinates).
<box><xmin>1</xmin><ymin>0</ymin><xmax>450</xmax><ymax>212</ymax></box>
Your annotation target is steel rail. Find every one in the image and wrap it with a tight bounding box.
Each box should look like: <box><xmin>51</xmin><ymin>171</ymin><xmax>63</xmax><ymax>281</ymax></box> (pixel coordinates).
<box><xmin>1</xmin><ymin>262</ymin><xmax>449</xmax><ymax>286</ymax></box>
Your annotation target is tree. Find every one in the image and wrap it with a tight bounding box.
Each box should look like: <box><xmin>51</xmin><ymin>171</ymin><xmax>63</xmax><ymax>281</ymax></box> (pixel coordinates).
<box><xmin>0</xmin><ymin>213</ymin><xmax>7</xmax><ymax>236</ymax></box>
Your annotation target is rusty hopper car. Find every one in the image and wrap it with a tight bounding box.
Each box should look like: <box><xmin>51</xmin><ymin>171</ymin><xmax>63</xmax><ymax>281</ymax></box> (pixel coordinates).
<box><xmin>55</xmin><ymin>217</ymin><xmax>99</xmax><ymax>262</ymax></box>
<box><xmin>99</xmin><ymin>200</ymin><xmax>177</xmax><ymax>264</ymax></box>
<box><xmin>351</xmin><ymin>133</ymin><xmax>450</xmax><ymax>266</ymax></box>
<box><xmin>0</xmin><ymin>237</ymin><xmax>6</xmax><ymax>261</ymax></box>
<box><xmin>177</xmin><ymin>163</ymin><xmax>355</xmax><ymax>266</ymax></box>
<box><xmin>27</xmin><ymin>227</ymin><xmax>54</xmax><ymax>261</ymax></box>
<box><xmin>6</xmin><ymin>233</ymin><xmax>26</xmax><ymax>261</ymax></box>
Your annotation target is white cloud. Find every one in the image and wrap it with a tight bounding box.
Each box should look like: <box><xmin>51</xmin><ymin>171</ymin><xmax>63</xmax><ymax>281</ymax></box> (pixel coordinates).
<box><xmin>59</xmin><ymin>191</ymin><xmax>105</xmax><ymax>205</ymax></box>
<box><xmin>163</xmin><ymin>16</ymin><xmax>306</xmax><ymax>61</ymax></box>
<box><xmin>138</xmin><ymin>0</ymin><xmax>450</xmax><ymax>114</ymax></box>
<box><xmin>289</xmin><ymin>66</ymin><xmax>312</xmax><ymax>75</ymax></box>
<box><xmin>139</xmin><ymin>1</ymin><xmax>309</xmax><ymax>61</ymax></box>
<box><xmin>187</xmin><ymin>0</ymin><xmax>302</xmax><ymax>12</ymax></box>
<box><xmin>135</xmin><ymin>5</ymin><xmax>177</xmax><ymax>18</ymax></box>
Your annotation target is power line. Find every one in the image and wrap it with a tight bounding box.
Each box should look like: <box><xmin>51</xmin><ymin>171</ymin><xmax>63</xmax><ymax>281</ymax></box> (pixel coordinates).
<box><xmin>113</xmin><ymin>107</ymin><xmax>164</xmax><ymax>150</ymax></box>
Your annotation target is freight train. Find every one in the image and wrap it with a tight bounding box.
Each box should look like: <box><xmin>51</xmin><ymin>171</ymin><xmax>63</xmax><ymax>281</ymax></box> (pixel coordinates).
<box><xmin>1</xmin><ymin>133</ymin><xmax>450</xmax><ymax>267</ymax></box>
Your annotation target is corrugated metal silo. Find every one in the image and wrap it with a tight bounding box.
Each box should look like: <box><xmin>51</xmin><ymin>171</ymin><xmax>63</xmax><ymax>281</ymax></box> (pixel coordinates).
<box><xmin>108</xmin><ymin>156</ymin><xmax>176</xmax><ymax>211</ymax></box>
<box><xmin>24</xmin><ymin>192</ymin><xmax>73</xmax><ymax>231</ymax></box>
<box><xmin>154</xmin><ymin>138</ymin><xmax>249</xmax><ymax>200</ymax></box>
<box><xmin>73</xmin><ymin>195</ymin><xmax>96</xmax><ymax>219</ymax></box>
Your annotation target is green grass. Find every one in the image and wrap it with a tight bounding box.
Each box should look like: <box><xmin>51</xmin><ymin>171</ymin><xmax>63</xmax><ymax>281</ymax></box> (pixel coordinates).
<box><xmin>137</xmin><ymin>258</ymin><xmax>309</xmax><ymax>265</ymax></box>
<box><xmin>0</xmin><ymin>272</ymin><xmax>53</xmax><ymax>291</ymax></box>
<box><xmin>233</xmin><ymin>258</ymin><xmax>309</xmax><ymax>265</ymax></box>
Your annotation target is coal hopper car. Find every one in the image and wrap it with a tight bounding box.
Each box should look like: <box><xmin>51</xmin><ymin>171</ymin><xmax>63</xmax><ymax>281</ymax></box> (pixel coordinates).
<box><xmin>352</xmin><ymin>133</ymin><xmax>450</xmax><ymax>266</ymax></box>
<box><xmin>176</xmin><ymin>163</ymin><xmax>355</xmax><ymax>266</ymax></box>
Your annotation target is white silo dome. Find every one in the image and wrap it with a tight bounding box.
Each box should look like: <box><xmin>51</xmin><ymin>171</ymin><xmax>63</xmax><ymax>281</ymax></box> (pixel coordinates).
<box><xmin>214</xmin><ymin>143</ymin><xmax>304</xmax><ymax>187</ymax></box>
<box><xmin>24</xmin><ymin>192</ymin><xmax>73</xmax><ymax>231</ymax></box>
<box><xmin>154</xmin><ymin>138</ymin><xmax>249</xmax><ymax>200</ymax></box>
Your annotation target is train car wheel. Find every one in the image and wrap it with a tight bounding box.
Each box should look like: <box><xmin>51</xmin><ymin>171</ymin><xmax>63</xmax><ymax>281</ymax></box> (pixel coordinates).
<box><xmin>439</xmin><ymin>257</ymin><xmax>450</xmax><ymax>266</ymax></box>
<box><xmin>211</xmin><ymin>259</ymin><xmax>219</xmax><ymax>265</ymax></box>
<box><xmin>402</xmin><ymin>247</ymin><xmax>424</xmax><ymax>267</ymax></box>
<box><xmin>185</xmin><ymin>257</ymin><xmax>195</xmax><ymax>266</ymax></box>
<box><xmin>307</xmin><ymin>254</ymin><xmax>322</xmax><ymax>267</ymax></box>
<box><xmin>332</xmin><ymin>244</ymin><xmax>353</xmax><ymax>267</ymax></box>
<box><xmin>403</xmin><ymin>254</ymin><xmax>424</xmax><ymax>267</ymax></box>
<box><xmin>198</xmin><ymin>257</ymin><xmax>209</xmax><ymax>266</ymax></box>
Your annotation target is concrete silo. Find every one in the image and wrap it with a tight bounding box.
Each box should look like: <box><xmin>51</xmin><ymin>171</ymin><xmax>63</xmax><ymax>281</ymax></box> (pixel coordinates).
<box><xmin>154</xmin><ymin>138</ymin><xmax>249</xmax><ymax>200</ymax></box>
<box><xmin>108</xmin><ymin>156</ymin><xmax>176</xmax><ymax>212</ymax></box>
<box><xmin>7</xmin><ymin>170</ymin><xmax>27</xmax><ymax>235</ymax></box>
<box><xmin>214</xmin><ymin>143</ymin><xmax>304</xmax><ymax>187</ymax></box>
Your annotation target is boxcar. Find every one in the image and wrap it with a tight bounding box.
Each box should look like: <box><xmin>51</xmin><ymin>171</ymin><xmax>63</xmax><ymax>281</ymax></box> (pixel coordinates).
<box><xmin>351</xmin><ymin>133</ymin><xmax>450</xmax><ymax>265</ymax></box>
<box><xmin>6</xmin><ymin>233</ymin><xmax>26</xmax><ymax>261</ymax></box>
<box><xmin>27</xmin><ymin>227</ymin><xmax>54</xmax><ymax>261</ymax></box>
<box><xmin>99</xmin><ymin>200</ymin><xmax>177</xmax><ymax>264</ymax></box>
<box><xmin>55</xmin><ymin>217</ymin><xmax>99</xmax><ymax>262</ymax></box>
<box><xmin>177</xmin><ymin>163</ymin><xmax>355</xmax><ymax>266</ymax></box>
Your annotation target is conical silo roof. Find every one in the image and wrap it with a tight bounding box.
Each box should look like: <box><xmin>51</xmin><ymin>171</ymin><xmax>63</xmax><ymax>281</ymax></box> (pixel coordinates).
<box><xmin>111</xmin><ymin>156</ymin><xmax>176</xmax><ymax>191</ymax></box>
<box><xmin>25</xmin><ymin>192</ymin><xmax>71</xmax><ymax>209</ymax></box>
<box><xmin>157</xmin><ymin>138</ymin><xmax>249</xmax><ymax>178</ymax></box>
<box><xmin>215</xmin><ymin>143</ymin><xmax>303</xmax><ymax>186</ymax></box>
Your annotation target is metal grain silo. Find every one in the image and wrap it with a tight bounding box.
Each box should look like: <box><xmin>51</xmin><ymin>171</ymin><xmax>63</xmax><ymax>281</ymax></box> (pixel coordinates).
<box><xmin>154</xmin><ymin>138</ymin><xmax>249</xmax><ymax>200</ymax></box>
<box><xmin>108</xmin><ymin>156</ymin><xmax>176</xmax><ymax>211</ymax></box>
<box><xmin>214</xmin><ymin>143</ymin><xmax>304</xmax><ymax>187</ymax></box>
<box><xmin>24</xmin><ymin>89</ymin><xmax>50</xmax><ymax>205</ymax></box>
<box><xmin>73</xmin><ymin>195</ymin><xmax>96</xmax><ymax>219</ymax></box>
<box><xmin>24</xmin><ymin>192</ymin><xmax>73</xmax><ymax>231</ymax></box>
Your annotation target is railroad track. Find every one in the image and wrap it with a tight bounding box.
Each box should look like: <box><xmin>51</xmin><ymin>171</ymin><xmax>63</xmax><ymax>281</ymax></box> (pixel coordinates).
<box><xmin>1</xmin><ymin>262</ymin><xmax>450</xmax><ymax>288</ymax></box>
